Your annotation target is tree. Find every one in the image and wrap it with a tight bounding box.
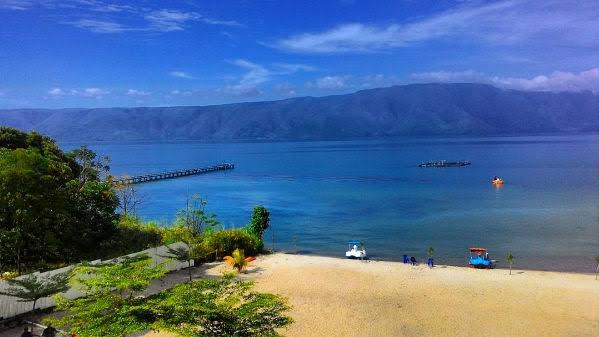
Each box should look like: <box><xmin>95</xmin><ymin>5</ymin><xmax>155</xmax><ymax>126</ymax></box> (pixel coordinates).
<box><xmin>0</xmin><ymin>272</ymin><xmax>69</xmax><ymax>311</ymax></box>
<box><xmin>71</xmin><ymin>254</ymin><xmax>168</xmax><ymax>298</ymax></box>
<box><xmin>427</xmin><ymin>246</ymin><xmax>435</xmax><ymax>258</ymax></box>
<box><xmin>595</xmin><ymin>256</ymin><xmax>599</xmax><ymax>280</ymax></box>
<box><xmin>47</xmin><ymin>257</ymin><xmax>291</xmax><ymax>337</ymax></box>
<box><xmin>0</xmin><ymin>128</ymin><xmax>118</xmax><ymax>271</ymax></box>
<box><xmin>70</xmin><ymin>145</ymin><xmax>110</xmax><ymax>184</ymax></box>
<box><xmin>161</xmin><ymin>244</ymin><xmax>194</xmax><ymax>282</ymax></box>
<box><xmin>247</xmin><ymin>205</ymin><xmax>270</xmax><ymax>239</ymax></box>
<box><xmin>175</xmin><ymin>194</ymin><xmax>220</xmax><ymax>236</ymax></box>
<box><xmin>506</xmin><ymin>252</ymin><xmax>514</xmax><ymax>275</ymax></box>
<box><xmin>224</xmin><ymin>249</ymin><xmax>255</xmax><ymax>273</ymax></box>
<box><xmin>114</xmin><ymin>181</ymin><xmax>146</xmax><ymax>216</ymax></box>
<box><xmin>48</xmin><ymin>254</ymin><xmax>167</xmax><ymax>337</ymax></box>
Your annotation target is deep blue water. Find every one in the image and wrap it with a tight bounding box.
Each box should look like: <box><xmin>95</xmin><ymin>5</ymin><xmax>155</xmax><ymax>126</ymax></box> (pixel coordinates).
<box><xmin>63</xmin><ymin>135</ymin><xmax>599</xmax><ymax>272</ymax></box>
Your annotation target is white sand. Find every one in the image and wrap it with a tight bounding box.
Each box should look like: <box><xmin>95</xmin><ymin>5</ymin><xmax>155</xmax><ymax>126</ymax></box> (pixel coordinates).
<box><xmin>149</xmin><ymin>253</ymin><xmax>599</xmax><ymax>337</ymax></box>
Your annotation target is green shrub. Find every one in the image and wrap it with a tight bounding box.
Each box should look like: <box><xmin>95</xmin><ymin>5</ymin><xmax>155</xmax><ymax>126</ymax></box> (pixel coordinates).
<box><xmin>161</xmin><ymin>223</ymin><xmax>198</xmax><ymax>245</ymax></box>
<box><xmin>202</xmin><ymin>229</ymin><xmax>263</xmax><ymax>259</ymax></box>
<box><xmin>98</xmin><ymin>216</ymin><xmax>163</xmax><ymax>258</ymax></box>
<box><xmin>246</xmin><ymin>205</ymin><xmax>270</xmax><ymax>239</ymax></box>
<box><xmin>148</xmin><ymin>279</ymin><xmax>292</xmax><ymax>337</ymax></box>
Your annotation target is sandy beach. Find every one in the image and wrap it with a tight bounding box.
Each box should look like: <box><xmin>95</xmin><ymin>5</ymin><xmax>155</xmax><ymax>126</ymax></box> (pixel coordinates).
<box><xmin>175</xmin><ymin>253</ymin><xmax>599</xmax><ymax>337</ymax></box>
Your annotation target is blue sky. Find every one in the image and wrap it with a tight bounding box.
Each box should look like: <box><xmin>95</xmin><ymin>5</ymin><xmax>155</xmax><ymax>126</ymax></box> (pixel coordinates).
<box><xmin>0</xmin><ymin>0</ymin><xmax>597</xmax><ymax>108</ymax></box>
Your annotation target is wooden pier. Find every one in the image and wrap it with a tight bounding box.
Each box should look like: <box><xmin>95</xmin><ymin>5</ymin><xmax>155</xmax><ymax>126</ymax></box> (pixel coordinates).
<box><xmin>111</xmin><ymin>163</ymin><xmax>234</xmax><ymax>185</ymax></box>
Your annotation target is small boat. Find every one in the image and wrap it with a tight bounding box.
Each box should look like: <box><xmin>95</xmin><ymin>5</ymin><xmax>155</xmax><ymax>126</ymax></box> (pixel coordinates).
<box><xmin>491</xmin><ymin>176</ymin><xmax>505</xmax><ymax>185</ymax></box>
<box><xmin>468</xmin><ymin>247</ymin><xmax>494</xmax><ymax>269</ymax></box>
<box><xmin>345</xmin><ymin>240</ymin><xmax>367</xmax><ymax>259</ymax></box>
<box><xmin>418</xmin><ymin>160</ymin><xmax>470</xmax><ymax>168</ymax></box>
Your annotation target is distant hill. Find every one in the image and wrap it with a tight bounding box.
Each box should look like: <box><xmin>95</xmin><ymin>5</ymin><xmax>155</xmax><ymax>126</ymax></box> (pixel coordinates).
<box><xmin>1</xmin><ymin>83</ymin><xmax>598</xmax><ymax>141</ymax></box>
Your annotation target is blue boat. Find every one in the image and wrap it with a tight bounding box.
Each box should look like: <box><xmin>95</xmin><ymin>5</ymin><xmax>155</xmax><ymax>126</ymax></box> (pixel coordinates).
<box><xmin>468</xmin><ymin>247</ymin><xmax>493</xmax><ymax>269</ymax></box>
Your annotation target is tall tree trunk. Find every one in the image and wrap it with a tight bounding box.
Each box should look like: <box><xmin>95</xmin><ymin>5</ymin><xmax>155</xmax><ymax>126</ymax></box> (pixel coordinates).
<box><xmin>595</xmin><ymin>263</ymin><xmax>598</xmax><ymax>280</ymax></box>
<box><xmin>32</xmin><ymin>299</ymin><xmax>37</xmax><ymax>311</ymax></box>
<box><xmin>509</xmin><ymin>263</ymin><xmax>512</xmax><ymax>275</ymax></box>
<box><xmin>188</xmin><ymin>260</ymin><xmax>192</xmax><ymax>283</ymax></box>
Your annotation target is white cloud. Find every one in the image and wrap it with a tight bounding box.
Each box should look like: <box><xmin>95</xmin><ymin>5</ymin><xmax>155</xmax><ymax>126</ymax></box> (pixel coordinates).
<box><xmin>80</xmin><ymin>87</ymin><xmax>109</xmax><ymax>98</ymax></box>
<box><xmin>47</xmin><ymin>87</ymin><xmax>109</xmax><ymax>99</ymax></box>
<box><xmin>221</xmin><ymin>59</ymin><xmax>317</xmax><ymax>96</ymax></box>
<box><xmin>232</xmin><ymin>59</ymin><xmax>271</xmax><ymax>85</ymax></box>
<box><xmin>411</xmin><ymin>68</ymin><xmax>599</xmax><ymax>92</ymax></box>
<box><xmin>48</xmin><ymin>88</ymin><xmax>68</xmax><ymax>97</ymax></box>
<box><xmin>169</xmin><ymin>71</ymin><xmax>196</xmax><ymax>79</ymax></box>
<box><xmin>410</xmin><ymin>70</ymin><xmax>488</xmax><ymax>83</ymax></box>
<box><xmin>273</xmin><ymin>83</ymin><xmax>297</xmax><ymax>96</ymax></box>
<box><xmin>67</xmin><ymin>19</ymin><xmax>134</xmax><ymax>33</ymax></box>
<box><xmin>27</xmin><ymin>2</ymin><xmax>244</xmax><ymax>34</ymax></box>
<box><xmin>272</xmin><ymin>63</ymin><xmax>317</xmax><ymax>73</ymax></box>
<box><xmin>126</xmin><ymin>89</ymin><xmax>151</xmax><ymax>97</ymax></box>
<box><xmin>306</xmin><ymin>75</ymin><xmax>349</xmax><ymax>89</ymax></box>
<box><xmin>273</xmin><ymin>0</ymin><xmax>598</xmax><ymax>53</ymax></box>
<box><xmin>199</xmin><ymin>18</ymin><xmax>244</xmax><ymax>28</ymax></box>
<box><xmin>169</xmin><ymin>89</ymin><xmax>196</xmax><ymax>97</ymax></box>
<box><xmin>144</xmin><ymin>9</ymin><xmax>201</xmax><ymax>32</ymax></box>
<box><xmin>144</xmin><ymin>9</ymin><xmax>243</xmax><ymax>32</ymax></box>
<box><xmin>0</xmin><ymin>0</ymin><xmax>32</xmax><ymax>10</ymax></box>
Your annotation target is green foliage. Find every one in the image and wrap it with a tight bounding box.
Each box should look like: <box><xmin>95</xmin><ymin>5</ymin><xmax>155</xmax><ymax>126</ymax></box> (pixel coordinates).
<box><xmin>246</xmin><ymin>205</ymin><xmax>270</xmax><ymax>239</ymax></box>
<box><xmin>506</xmin><ymin>252</ymin><xmax>514</xmax><ymax>264</ymax></box>
<box><xmin>48</xmin><ymin>264</ymin><xmax>291</xmax><ymax>337</ymax></box>
<box><xmin>161</xmin><ymin>244</ymin><xmax>195</xmax><ymax>282</ymax></box>
<box><xmin>224</xmin><ymin>248</ymin><xmax>255</xmax><ymax>273</ymax></box>
<box><xmin>202</xmin><ymin>229</ymin><xmax>263</xmax><ymax>258</ymax></box>
<box><xmin>98</xmin><ymin>216</ymin><xmax>164</xmax><ymax>258</ymax></box>
<box><xmin>0</xmin><ymin>127</ymin><xmax>118</xmax><ymax>273</ymax></box>
<box><xmin>427</xmin><ymin>246</ymin><xmax>435</xmax><ymax>258</ymax></box>
<box><xmin>161</xmin><ymin>223</ymin><xmax>199</xmax><ymax>245</ymax></box>
<box><xmin>49</xmin><ymin>293</ymin><xmax>149</xmax><ymax>337</ymax></box>
<box><xmin>506</xmin><ymin>252</ymin><xmax>514</xmax><ymax>275</ymax></box>
<box><xmin>48</xmin><ymin>254</ymin><xmax>166</xmax><ymax>337</ymax></box>
<box><xmin>147</xmin><ymin>279</ymin><xmax>292</xmax><ymax>337</ymax></box>
<box><xmin>176</xmin><ymin>194</ymin><xmax>220</xmax><ymax>236</ymax></box>
<box><xmin>71</xmin><ymin>254</ymin><xmax>168</xmax><ymax>297</ymax></box>
<box><xmin>0</xmin><ymin>272</ymin><xmax>69</xmax><ymax>310</ymax></box>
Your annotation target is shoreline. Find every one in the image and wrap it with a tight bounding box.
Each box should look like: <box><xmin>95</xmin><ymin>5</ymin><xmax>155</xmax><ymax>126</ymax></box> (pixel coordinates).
<box><xmin>271</xmin><ymin>251</ymin><xmax>598</xmax><ymax>275</ymax></box>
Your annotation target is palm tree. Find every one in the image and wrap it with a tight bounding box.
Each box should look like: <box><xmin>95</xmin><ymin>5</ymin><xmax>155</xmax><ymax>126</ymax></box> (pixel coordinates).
<box><xmin>223</xmin><ymin>248</ymin><xmax>255</xmax><ymax>273</ymax></box>
<box><xmin>506</xmin><ymin>252</ymin><xmax>514</xmax><ymax>275</ymax></box>
<box><xmin>427</xmin><ymin>247</ymin><xmax>434</xmax><ymax>258</ymax></box>
<box><xmin>426</xmin><ymin>246</ymin><xmax>435</xmax><ymax>267</ymax></box>
<box><xmin>161</xmin><ymin>244</ymin><xmax>194</xmax><ymax>282</ymax></box>
<box><xmin>0</xmin><ymin>272</ymin><xmax>69</xmax><ymax>311</ymax></box>
<box><xmin>594</xmin><ymin>256</ymin><xmax>599</xmax><ymax>280</ymax></box>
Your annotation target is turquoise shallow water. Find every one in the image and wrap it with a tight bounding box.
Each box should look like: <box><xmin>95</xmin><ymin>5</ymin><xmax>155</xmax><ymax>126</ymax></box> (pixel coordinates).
<box><xmin>63</xmin><ymin>135</ymin><xmax>599</xmax><ymax>272</ymax></box>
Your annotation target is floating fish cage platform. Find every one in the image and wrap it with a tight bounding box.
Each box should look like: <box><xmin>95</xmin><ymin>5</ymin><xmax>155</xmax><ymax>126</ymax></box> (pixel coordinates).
<box><xmin>418</xmin><ymin>160</ymin><xmax>470</xmax><ymax>168</ymax></box>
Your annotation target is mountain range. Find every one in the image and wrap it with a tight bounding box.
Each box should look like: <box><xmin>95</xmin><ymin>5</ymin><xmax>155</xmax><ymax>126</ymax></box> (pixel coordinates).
<box><xmin>1</xmin><ymin>83</ymin><xmax>597</xmax><ymax>141</ymax></box>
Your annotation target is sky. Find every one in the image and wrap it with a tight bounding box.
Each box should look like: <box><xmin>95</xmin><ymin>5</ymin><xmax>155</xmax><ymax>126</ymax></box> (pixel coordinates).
<box><xmin>0</xmin><ymin>0</ymin><xmax>597</xmax><ymax>108</ymax></box>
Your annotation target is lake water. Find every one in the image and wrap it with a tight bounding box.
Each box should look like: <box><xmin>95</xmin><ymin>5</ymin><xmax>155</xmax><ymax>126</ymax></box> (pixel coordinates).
<box><xmin>63</xmin><ymin>135</ymin><xmax>599</xmax><ymax>272</ymax></box>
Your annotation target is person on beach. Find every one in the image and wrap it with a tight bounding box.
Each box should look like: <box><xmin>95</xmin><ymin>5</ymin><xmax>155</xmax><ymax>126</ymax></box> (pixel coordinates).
<box><xmin>410</xmin><ymin>256</ymin><xmax>417</xmax><ymax>265</ymax></box>
<box><xmin>42</xmin><ymin>323</ymin><xmax>57</xmax><ymax>337</ymax></box>
<box><xmin>427</xmin><ymin>257</ymin><xmax>434</xmax><ymax>268</ymax></box>
<box><xmin>403</xmin><ymin>254</ymin><xmax>409</xmax><ymax>263</ymax></box>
